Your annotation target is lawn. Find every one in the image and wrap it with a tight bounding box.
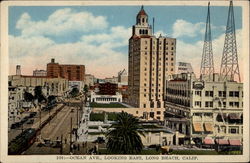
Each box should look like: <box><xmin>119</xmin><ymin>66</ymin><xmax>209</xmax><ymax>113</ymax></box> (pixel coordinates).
<box><xmin>90</xmin><ymin>112</ymin><xmax>118</xmax><ymax>121</ymax></box>
<box><xmin>90</xmin><ymin>102</ymin><xmax>127</xmax><ymax>108</ymax></box>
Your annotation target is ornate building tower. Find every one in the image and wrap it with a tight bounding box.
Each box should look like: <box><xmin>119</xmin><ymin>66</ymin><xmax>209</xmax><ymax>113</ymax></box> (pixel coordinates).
<box><xmin>128</xmin><ymin>6</ymin><xmax>176</xmax><ymax>110</ymax></box>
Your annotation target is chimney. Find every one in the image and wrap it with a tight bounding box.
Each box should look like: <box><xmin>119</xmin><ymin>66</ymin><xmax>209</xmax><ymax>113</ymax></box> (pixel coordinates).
<box><xmin>51</xmin><ymin>58</ymin><xmax>55</xmax><ymax>63</ymax></box>
<box><xmin>16</xmin><ymin>65</ymin><xmax>21</xmax><ymax>75</ymax></box>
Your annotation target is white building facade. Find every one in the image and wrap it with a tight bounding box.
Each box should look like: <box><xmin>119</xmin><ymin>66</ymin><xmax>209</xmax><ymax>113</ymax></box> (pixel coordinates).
<box><xmin>164</xmin><ymin>73</ymin><xmax>243</xmax><ymax>145</ymax></box>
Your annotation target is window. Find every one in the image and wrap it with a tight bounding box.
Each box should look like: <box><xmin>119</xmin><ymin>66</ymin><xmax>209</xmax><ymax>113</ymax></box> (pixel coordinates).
<box><xmin>229</xmin><ymin>91</ymin><xmax>240</xmax><ymax>97</ymax></box>
<box><xmin>205</xmin><ymin>101</ymin><xmax>213</xmax><ymax>107</ymax></box>
<box><xmin>144</xmin><ymin>94</ymin><xmax>146</xmax><ymax>97</ymax></box>
<box><xmin>144</xmin><ymin>89</ymin><xmax>147</xmax><ymax>92</ymax></box>
<box><xmin>229</xmin><ymin>127</ymin><xmax>239</xmax><ymax>134</ymax></box>
<box><xmin>219</xmin><ymin>91</ymin><xmax>226</xmax><ymax>97</ymax></box>
<box><xmin>205</xmin><ymin>91</ymin><xmax>213</xmax><ymax>97</ymax></box>
<box><xmin>195</xmin><ymin>91</ymin><xmax>201</xmax><ymax>96</ymax></box>
<box><xmin>143</xmin><ymin>104</ymin><xmax>146</xmax><ymax>108</ymax></box>
<box><xmin>195</xmin><ymin>101</ymin><xmax>201</xmax><ymax>107</ymax></box>
<box><xmin>157</xmin><ymin>111</ymin><xmax>161</xmax><ymax>115</ymax></box>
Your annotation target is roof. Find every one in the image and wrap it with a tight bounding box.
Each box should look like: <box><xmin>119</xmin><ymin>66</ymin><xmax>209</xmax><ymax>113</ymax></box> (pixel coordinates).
<box><xmin>137</xmin><ymin>6</ymin><xmax>147</xmax><ymax>16</ymax></box>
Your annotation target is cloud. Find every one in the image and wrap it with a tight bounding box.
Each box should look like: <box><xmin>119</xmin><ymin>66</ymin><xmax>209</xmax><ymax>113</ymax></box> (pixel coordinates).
<box><xmin>172</xmin><ymin>19</ymin><xmax>225</xmax><ymax>38</ymax></box>
<box><xmin>10</xmin><ymin>9</ymin><xmax>130</xmax><ymax>78</ymax></box>
<box><xmin>81</xmin><ymin>26</ymin><xmax>131</xmax><ymax>48</ymax></box>
<box><xmin>16</xmin><ymin>8</ymin><xmax>108</xmax><ymax>37</ymax></box>
<box><xmin>172</xmin><ymin>19</ymin><xmax>205</xmax><ymax>38</ymax></box>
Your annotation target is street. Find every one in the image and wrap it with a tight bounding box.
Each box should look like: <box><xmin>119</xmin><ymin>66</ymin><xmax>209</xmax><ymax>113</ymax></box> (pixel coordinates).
<box><xmin>23</xmin><ymin>97</ymin><xmax>90</xmax><ymax>155</ymax></box>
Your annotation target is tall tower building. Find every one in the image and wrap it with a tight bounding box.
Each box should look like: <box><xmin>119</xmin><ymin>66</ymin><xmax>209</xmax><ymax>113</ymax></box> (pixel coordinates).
<box><xmin>128</xmin><ymin>6</ymin><xmax>176</xmax><ymax>108</ymax></box>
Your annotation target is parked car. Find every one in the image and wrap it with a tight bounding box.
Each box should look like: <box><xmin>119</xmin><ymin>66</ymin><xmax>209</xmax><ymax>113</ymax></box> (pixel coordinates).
<box><xmin>27</xmin><ymin>119</ymin><xmax>34</xmax><ymax>124</ymax></box>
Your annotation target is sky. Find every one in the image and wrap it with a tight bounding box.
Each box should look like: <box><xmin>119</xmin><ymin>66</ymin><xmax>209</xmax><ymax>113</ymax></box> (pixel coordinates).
<box><xmin>8</xmin><ymin>4</ymin><xmax>243</xmax><ymax>79</ymax></box>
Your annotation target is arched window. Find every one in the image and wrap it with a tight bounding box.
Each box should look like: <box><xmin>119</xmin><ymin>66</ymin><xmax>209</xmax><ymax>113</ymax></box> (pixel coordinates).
<box><xmin>142</xmin><ymin>18</ymin><xmax>145</xmax><ymax>23</ymax></box>
<box><xmin>139</xmin><ymin>29</ymin><xmax>142</xmax><ymax>34</ymax></box>
<box><xmin>145</xmin><ymin>30</ymin><xmax>148</xmax><ymax>34</ymax></box>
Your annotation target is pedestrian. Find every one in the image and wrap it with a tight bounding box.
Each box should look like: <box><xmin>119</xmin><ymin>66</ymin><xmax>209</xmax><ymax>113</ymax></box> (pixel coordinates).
<box><xmin>82</xmin><ymin>142</ymin><xmax>85</xmax><ymax>148</ymax></box>
<box><xmin>77</xmin><ymin>144</ymin><xmax>80</xmax><ymax>151</ymax></box>
<box><xmin>64</xmin><ymin>138</ymin><xmax>67</xmax><ymax>144</ymax></box>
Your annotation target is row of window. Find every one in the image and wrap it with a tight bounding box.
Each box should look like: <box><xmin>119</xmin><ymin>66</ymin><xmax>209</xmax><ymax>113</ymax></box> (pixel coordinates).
<box><xmin>194</xmin><ymin>91</ymin><xmax>242</xmax><ymax>97</ymax></box>
<box><xmin>144</xmin><ymin>40</ymin><xmax>175</xmax><ymax>45</ymax></box>
<box><xmin>194</xmin><ymin>101</ymin><xmax>241</xmax><ymax>108</ymax></box>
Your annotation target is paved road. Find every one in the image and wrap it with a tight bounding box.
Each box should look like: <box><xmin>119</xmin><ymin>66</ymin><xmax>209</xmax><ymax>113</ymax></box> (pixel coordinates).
<box><xmin>8</xmin><ymin>104</ymin><xmax>60</xmax><ymax>143</ymax></box>
<box><xmin>24</xmin><ymin>98</ymin><xmax>85</xmax><ymax>155</ymax></box>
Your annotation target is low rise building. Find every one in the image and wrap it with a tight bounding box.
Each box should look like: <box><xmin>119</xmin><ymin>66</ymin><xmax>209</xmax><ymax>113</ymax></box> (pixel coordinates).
<box><xmin>118</xmin><ymin>69</ymin><xmax>128</xmax><ymax>85</ymax></box>
<box><xmin>164</xmin><ymin>73</ymin><xmax>243</xmax><ymax>146</ymax></box>
<box><xmin>104</xmin><ymin>76</ymin><xmax>118</xmax><ymax>84</ymax></box>
<box><xmin>85</xmin><ymin>74</ymin><xmax>95</xmax><ymax>86</ymax></box>
<box><xmin>176</xmin><ymin>62</ymin><xmax>194</xmax><ymax>74</ymax></box>
<box><xmin>33</xmin><ymin>69</ymin><xmax>47</xmax><ymax>76</ymax></box>
<box><xmin>9</xmin><ymin>75</ymin><xmax>69</xmax><ymax>96</ymax></box>
<box><xmin>90</xmin><ymin>92</ymin><xmax>122</xmax><ymax>104</ymax></box>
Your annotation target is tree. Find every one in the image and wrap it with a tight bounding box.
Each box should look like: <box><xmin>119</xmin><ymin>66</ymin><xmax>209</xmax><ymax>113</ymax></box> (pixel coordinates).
<box><xmin>47</xmin><ymin>95</ymin><xmax>56</xmax><ymax>105</ymax></box>
<box><xmin>83</xmin><ymin>84</ymin><xmax>89</xmax><ymax>93</ymax></box>
<box><xmin>23</xmin><ymin>91</ymin><xmax>34</xmax><ymax>102</ymax></box>
<box><xmin>106</xmin><ymin>111</ymin><xmax>144</xmax><ymax>154</ymax></box>
<box><xmin>34</xmin><ymin>86</ymin><xmax>46</xmax><ymax>103</ymax></box>
<box><xmin>70</xmin><ymin>87</ymin><xmax>79</xmax><ymax>97</ymax></box>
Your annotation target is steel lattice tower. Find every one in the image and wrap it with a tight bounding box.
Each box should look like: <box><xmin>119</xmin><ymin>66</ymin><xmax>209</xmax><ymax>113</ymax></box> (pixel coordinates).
<box><xmin>200</xmin><ymin>2</ymin><xmax>214</xmax><ymax>80</ymax></box>
<box><xmin>220</xmin><ymin>0</ymin><xmax>241</xmax><ymax>82</ymax></box>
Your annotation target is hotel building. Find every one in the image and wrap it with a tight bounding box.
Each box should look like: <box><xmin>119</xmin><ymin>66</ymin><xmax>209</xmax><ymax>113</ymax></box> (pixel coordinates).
<box><xmin>128</xmin><ymin>6</ymin><xmax>176</xmax><ymax>109</ymax></box>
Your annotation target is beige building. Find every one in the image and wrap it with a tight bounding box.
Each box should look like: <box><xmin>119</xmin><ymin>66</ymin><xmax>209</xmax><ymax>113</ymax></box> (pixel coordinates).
<box><xmin>164</xmin><ymin>73</ymin><xmax>243</xmax><ymax>145</ymax></box>
<box><xmin>84</xmin><ymin>74</ymin><xmax>95</xmax><ymax>87</ymax></box>
<box><xmin>128</xmin><ymin>6</ymin><xmax>176</xmax><ymax>109</ymax></box>
<box><xmin>9</xmin><ymin>75</ymin><xmax>69</xmax><ymax>96</ymax></box>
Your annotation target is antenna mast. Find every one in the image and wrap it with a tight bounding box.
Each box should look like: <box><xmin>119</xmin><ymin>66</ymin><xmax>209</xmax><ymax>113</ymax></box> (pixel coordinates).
<box><xmin>220</xmin><ymin>0</ymin><xmax>241</xmax><ymax>82</ymax></box>
<box><xmin>200</xmin><ymin>2</ymin><xmax>214</xmax><ymax>80</ymax></box>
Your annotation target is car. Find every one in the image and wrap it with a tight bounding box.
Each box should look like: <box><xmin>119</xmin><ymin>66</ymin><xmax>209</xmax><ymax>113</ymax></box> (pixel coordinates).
<box><xmin>10</xmin><ymin>124</ymin><xmax>17</xmax><ymax>129</ymax></box>
<box><xmin>27</xmin><ymin>119</ymin><xmax>34</xmax><ymax>124</ymax></box>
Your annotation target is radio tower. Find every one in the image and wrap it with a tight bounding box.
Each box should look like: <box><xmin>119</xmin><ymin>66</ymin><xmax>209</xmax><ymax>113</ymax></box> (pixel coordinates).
<box><xmin>220</xmin><ymin>0</ymin><xmax>241</xmax><ymax>82</ymax></box>
<box><xmin>200</xmin><ymin>2</ymin><xmax>214</xmax><ymax>80</ymax></box>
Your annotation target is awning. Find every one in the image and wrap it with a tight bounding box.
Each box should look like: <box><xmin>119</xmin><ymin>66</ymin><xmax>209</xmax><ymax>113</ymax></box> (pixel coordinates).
<box><xmin>204</xmin><ymin>123</ymin><xmax>213</xmax><ymax>132</ymax></box>
<box><xmin>229</xmin><ymin>139</ymin><xmax>241</xmax><ymax>146</ymax></box>
<box><xmin>204</xmin><ymin>137</ymin><xmax>215</xmax><ymax>145</ymax></box>
<box><xmin>215</xmin><ymin>139</ymin><xmax>229</xmax><ymax>145</ymax></box>
<box><xmin>228</xmin><ymin>113</ymin><xmax>241</xmax><ymax>120</ymax></box>
<box><xmin>193</xmin><ymin>123</ymin><xmax>203</xmax><ymax>132</ymax></box>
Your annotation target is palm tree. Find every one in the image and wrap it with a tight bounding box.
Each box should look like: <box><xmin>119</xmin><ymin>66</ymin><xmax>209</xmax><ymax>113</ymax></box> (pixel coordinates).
<box><xmin>106</xmin><ymin>111</ymin><xmax>144</xmax><ymax>154</ymax></box>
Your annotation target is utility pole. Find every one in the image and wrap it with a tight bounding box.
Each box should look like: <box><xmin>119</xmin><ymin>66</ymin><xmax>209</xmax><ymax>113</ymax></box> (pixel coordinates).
<box><xmin>70</xmin><ymin>117</ymin><xmax>72</xmax><ymax>153</ymax></box>
<box><xmin>200</xmin><ymin>2</ymin><xmax>214</xmax><ymax>80</ymax></box>
<box><xmin>60</xmin><ymin>134</ymin><xmax>63</xmax><ymax>154</ymax></box>
<box><xmin>220</xmin><ymin>0</ymin><xmax>241</xmax><ymax>82</ymax></box>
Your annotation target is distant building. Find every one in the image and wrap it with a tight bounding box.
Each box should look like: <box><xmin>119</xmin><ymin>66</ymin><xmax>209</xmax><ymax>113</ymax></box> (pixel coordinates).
<box><xmin>104</xmin><ymin>76</ymin><xmax>118</xmax><ymax>84</ymax></box>
<box><xmin>47</xmin><ymin>58</ymin><xmax>85</xmax><ymax>81</ymax></box>
<box><xmin>128</xmin><ymin>6</ymin><xmax>176</xmax><ymax>109</ymax></box>
<box><xmin>9</xmin><ymin>75</ymin><xmax>69</xmax><ymax>97</ymax></box>
<box><xmin>118</xmin><ymin>69</ymin><xmax>128</xmax><ymax>85</ymax></box>
<box><xmin>98</xmin><ymin>82</ymin><xmax>118</xmax><ymax>95</ymax></box>
<box><xmin>33</xmin><ymin>69</ymin><xmax>47</xmax><ymax>76</ymax></box>
<box><xmin>176</xmin><ymin>62</ymin><xmax>193</xmax><ymax>74</ymax></box>
<box><xmin>85</xmin><ymin>74</ymin><xmax>95</xmax><ymax>86</ymax></box>
<box><xmin>90</xmin><ymin>92</ymin><xmax>122</xmax><ymax>104</ymax></box>
<box><xmin>164</xmin><ymin>73</ymin><xmax>243</xmax><ymax>146</ymax></box>
<box><xmin>68</xmin><ymin>81</ymin><xmax>84</xmax><ymax>92</ymax></box>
